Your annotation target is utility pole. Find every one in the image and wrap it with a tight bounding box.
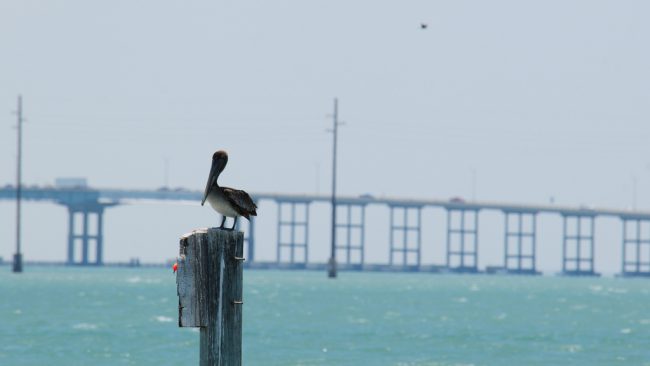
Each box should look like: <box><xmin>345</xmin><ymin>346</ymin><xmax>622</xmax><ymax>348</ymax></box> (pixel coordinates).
<box><xmin>328</xmin><ymin>98</ymin><xmax>342</xmax><ymax>278</ymax></box>
<box><xmin>13</xmin><ymin>95</ymin><xmax>23</xmax><ymax>273</ymax></box>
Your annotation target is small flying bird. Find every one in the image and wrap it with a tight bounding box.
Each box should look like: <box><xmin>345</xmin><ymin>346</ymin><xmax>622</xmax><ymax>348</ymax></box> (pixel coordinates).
<box><xmin>201</xmin><ymin>150</ymin><xmax>257</xmax><ymax>230</ymax></box>
<box><xmin>420</xmin><ymin>23</ymin><xmax>428</xmax><ymax>29</ymax></box>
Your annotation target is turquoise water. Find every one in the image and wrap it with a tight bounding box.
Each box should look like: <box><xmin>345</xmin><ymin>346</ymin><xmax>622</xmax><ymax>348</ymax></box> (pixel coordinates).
<box><xmin>1</xmin><ymin>268</ymin><xmax>649</xmax><ymax>365</ymax></box>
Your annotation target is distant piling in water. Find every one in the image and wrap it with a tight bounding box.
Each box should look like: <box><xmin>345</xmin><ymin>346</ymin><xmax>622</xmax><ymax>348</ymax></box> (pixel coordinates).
<box><xmin>176</xmin><ymin>228</ymin><xmax>244</xmax><ymax>366</ymax></box>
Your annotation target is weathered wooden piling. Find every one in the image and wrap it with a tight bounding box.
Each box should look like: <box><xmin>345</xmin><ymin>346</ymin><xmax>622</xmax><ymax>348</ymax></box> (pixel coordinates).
<box><xmin>176</xmin><ymin>228</ymin><xmax>244</xmax><ymax>366</ymax></box>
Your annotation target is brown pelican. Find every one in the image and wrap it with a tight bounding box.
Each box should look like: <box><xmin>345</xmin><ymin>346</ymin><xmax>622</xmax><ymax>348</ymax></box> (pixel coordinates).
<box><xmin>201</xmin><ymin>150</ymin><xmax>257</xmax><ymax>230</ymax></box>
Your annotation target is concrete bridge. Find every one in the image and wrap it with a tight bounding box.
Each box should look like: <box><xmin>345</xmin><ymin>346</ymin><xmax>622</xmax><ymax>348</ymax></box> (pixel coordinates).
<box><xmin>1</xmin><ymin>185</ymin><xmax>649</xmax><ymax>277</ymax></box>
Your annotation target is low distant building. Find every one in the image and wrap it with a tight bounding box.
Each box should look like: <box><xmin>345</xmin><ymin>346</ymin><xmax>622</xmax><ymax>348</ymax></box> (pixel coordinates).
<box><xmin>55</xmin><ymin>177</ymin><xmax>88</xmax><ymax>189</ymax></box>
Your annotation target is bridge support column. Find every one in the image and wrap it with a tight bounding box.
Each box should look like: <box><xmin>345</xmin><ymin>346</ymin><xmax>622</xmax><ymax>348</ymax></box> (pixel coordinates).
<box><xmin>67</xmin><ymin>208</ymin><xmax>74</xmax><ymax>264</ymax></box>
<box><xmin>65</xmin><ymin>204</ymin><xmax>107</xmax><ymax>266</ymax></box>
<box><xmin>389</xmin><ymin>205</ymin><xmax>422</xmax><ymax>269</ymax></box>
<box><xmin>446</xmin><ymin>208</ymin><xmax>479</xmax><ymax>273</ymax></box>
<box><xmin>335</xmin><ymin>203</ymin><xmax>366</xmax><ymax>269</ymax></box>
<box><xmin>503</xmin><ymin>211</ymin><xmax>539</xmax><ymax>274</ymax></box>
<box><xmin>621</xmin><ymin>217</ymin><xmax>650</xmax><ymax>277</ymax></box>
<box><xmin>276</xmin><ymin>200</ymin><xmax>310</xmax><ymax>267</ymax></box>
<box><xmin>96</xmin><ymin>210</ymin><xmax>103</xmax><ymax>265</ymax></box>
<box><xmin>82</xmin><ymin>211</ymin><xmax>89</xmax><ymax>264</ymax></box>
<box><xmin>562</xmin><ymin>214</ymin><xmax>598</xmax><ymax>276</ymax></box>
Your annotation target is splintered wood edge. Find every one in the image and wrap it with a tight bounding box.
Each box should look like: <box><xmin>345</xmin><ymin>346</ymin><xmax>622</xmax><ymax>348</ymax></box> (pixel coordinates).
<box><xmin>180</xmin><ymin>227</ymin><xmax>246</xmax><ymax>240</ymax></box>
<box><xmin>177</xmin><ymin>234</ymin><xmax>202</xmax><ymax>328</ymax></box>
<box><xmin>180</xmin><ymin>228</ymin><xmax>209</xmax><ymax>240</ymax></box>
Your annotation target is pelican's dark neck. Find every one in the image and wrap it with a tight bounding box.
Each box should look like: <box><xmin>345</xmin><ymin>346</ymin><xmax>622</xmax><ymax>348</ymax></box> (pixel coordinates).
<box><xmin>213</xmin><ymin>166</ymin><xmax>224</xmax><ymax>189</ymax></box>
<box><xmin>211</xmin><ymin>157</ymin><xmax>227</xmax><ymax>190</ymax></box>
<box><xmin>213</xmin><ymin>172</ymin><xmax>221</xmax><ymax>189</ymax></box>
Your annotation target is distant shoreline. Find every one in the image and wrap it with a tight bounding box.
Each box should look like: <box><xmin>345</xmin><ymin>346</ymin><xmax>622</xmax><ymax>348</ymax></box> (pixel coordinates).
<box><xmin>0</xmin><ymin>260</ymin><xmax>169</xmax><ymax>268</ymax></box>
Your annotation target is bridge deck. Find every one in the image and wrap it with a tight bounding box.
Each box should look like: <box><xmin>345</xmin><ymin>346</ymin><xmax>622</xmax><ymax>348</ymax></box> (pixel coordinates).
<box><xmin>2</xmin><ymin>186</ymin><xmax>649</xmax><ymax>219</ymax></box>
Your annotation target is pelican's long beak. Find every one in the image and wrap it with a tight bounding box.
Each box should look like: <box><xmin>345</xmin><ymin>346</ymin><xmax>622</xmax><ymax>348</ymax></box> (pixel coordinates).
<box><xmin>201</xmin><ymin>160</ymin><xmax>219</xmax><ymax>206</ymax></box>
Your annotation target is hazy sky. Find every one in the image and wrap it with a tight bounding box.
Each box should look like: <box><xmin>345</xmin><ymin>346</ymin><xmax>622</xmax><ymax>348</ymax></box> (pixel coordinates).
<box><xmin>1</xmin><ymin>1</ymin><xmax>649</xmax><ymax>274</ymax></box>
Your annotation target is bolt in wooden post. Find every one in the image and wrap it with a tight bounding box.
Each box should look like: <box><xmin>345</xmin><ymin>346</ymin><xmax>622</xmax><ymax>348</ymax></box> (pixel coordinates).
<box><xmin>176</xmin><ymin>228</ymin><xmax>244</xmax><ymax>366</ymax></box>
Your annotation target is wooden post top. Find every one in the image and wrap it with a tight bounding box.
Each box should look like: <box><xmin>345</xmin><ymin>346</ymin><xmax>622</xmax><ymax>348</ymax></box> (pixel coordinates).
<box><xmin>176</xmin><ymin>228</ymin><xmax>244</xmax><ymax>328</ymax></box>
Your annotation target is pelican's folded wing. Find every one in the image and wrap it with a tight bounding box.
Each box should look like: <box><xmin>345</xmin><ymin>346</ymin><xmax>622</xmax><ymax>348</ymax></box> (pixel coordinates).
<box><xmin>222</xmin><ymin>187</ymin><xmax>258</xmax><ymax>219</ymax></box>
